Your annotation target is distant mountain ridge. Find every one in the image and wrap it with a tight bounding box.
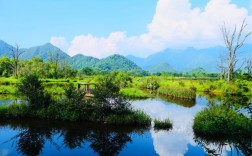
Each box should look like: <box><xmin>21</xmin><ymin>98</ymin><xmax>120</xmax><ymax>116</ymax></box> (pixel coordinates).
<box><xmin>20</xmin><ymin>43</ymin><xmax>70</xmax><ymax>61</ymax></box>
<box><xmin>1</xmin><ymin>39</ymin><xmax>251</xmax><ymax>73</ymax></box>
<box><xmin>0</xmin><ymin>40</ymin><xmax>13</xmax><ymax>57</ymax></box>
<box><xmin>0</xmin><ymin>40</ymin><xmax>142</xmax><ymax>72</ymax></box>
<box><xmin>127</xmin><ymin>44</ymin><xmax>252</xmax><ymax>72</ymax></box>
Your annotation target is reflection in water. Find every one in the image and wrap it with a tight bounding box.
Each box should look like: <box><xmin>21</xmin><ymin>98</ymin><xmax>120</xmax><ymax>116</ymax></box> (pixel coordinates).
<box><xmin>0</xmin><ymin>94</ymin><xmax>251</xmax><ymax>156</ymax></box>
<box><xmin>132</xmin><ymin>97</ymin><xmax>206</xmax><ymax>155</ymax></box>
<box><xmin>0</xmin><ymin>119</ymin><xmax>147</xmax><ymax>156</ymax></box>
<box><xmin>194</xmin><ymin>135</ymin><xmax>252</xmax><ymax>156</ymax></box>
<box><xmin>158</xmin><ymin>94</ymin><xmax>196</xmax><ymax>108</ymax></box>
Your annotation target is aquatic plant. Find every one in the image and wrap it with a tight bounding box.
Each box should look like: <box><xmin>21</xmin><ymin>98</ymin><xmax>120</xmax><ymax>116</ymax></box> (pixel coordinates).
<box><xmin>158</xmin><ymin>86</ymin><xmax>196</xmax><ymax>99</ymax></box>
<box><xmin>154</xmin><ymin>118</ymin><xmax>172</xmax><ymax>130</ymax></box>
<box><xmin>120</xmin><ymin>88</ymin><xmax>149</xmax><ymax>99</ymax></box>
<box><xmin>193</xmin><ymin>105</ymin><xmax>252</xmax><ymax>137</ymax></box>
<box><xmin>105</xmin><ymin>110</ymin><xmax>151</xmax><ymax>126</ymax></box>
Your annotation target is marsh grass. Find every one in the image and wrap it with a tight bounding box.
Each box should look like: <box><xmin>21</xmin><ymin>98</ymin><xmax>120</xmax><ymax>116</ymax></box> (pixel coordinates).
<box><xmin>120</xmin><ymin>88</ymin><xmax>149</xmax><ymax>99</ymax></box>
<box><xmin>105</xmin><ymin>110</ymin><xmax>151</xmax><ymax>126</ymax></box>
<box><xmin>193</xmin><ymin>105</ymin><xmax>252</xmax><ymax>137</ymax></box>
<box><xmin>158</xmin><ymin>86</ymin><xmax>196</xmax><ymax>99</ymax></box>
<box><xmin>154</xmin><ymin>118</ymin><xmax>172</xmax><ymax>130</ymax></box>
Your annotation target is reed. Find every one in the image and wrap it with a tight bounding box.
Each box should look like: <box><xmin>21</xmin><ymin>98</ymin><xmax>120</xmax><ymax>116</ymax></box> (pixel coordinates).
<box><xmin>158</xmin><ymin>86</ymin><xmax>196</xmax><ymax>99</ymax></box>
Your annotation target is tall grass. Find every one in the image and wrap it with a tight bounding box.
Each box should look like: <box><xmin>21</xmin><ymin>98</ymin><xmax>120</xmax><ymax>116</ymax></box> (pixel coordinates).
<box><xmin>154</xmin><ymin>118</ymin><xmax>172</xmax><ymax>130</ymax></box>
<box><xmin>193</xmin><ymin>105</ymin><xmax>252</xmax><ymax>137</ymax></box>
<box><xmin>158</xmin><ymin>86</ymin><xmax>196</xmax><ymax>99</ymax></box>
<box><xmin>105</xmin><ymin>110</ymin><xmax>151</xmax><ymax>126</ymax></box>
<box><xmin>120</xmin><ymin>88</ymin><xmax>149</xmax><ymax>99</ymax></box>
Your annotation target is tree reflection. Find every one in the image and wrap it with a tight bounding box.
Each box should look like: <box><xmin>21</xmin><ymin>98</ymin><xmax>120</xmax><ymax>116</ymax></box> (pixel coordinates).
<box><xmin>0</xmin><ymin>119</ymin><xmax>147</xmax><ymax>156</ymax></box>
<box><xmin>194</xmin><ymin>134</ymin><xmax>252</xmax><ymax>156</ymax></box>
<box><xmin>89</xmin><ymin>131</ymin><xmax>131</xmax><ymax>156</ymax></box>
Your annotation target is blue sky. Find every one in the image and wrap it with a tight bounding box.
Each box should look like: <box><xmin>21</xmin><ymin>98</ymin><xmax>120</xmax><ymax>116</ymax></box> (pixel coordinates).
<box><xmin>0</xmin><ymin>0</ymin><xmax>251</xmax><ymax>58</ymax></box>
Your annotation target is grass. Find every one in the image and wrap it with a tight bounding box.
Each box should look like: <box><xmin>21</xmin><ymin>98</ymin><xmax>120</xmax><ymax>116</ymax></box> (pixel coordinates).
<box><xmin>193</xmin><ymin>105</ymin><xmax>252</xmax><ymax>137</ymax></box>
<box><xmin>120</xmin><ymin>88</ymin><xmax>149</xmax><ymax>99</ymax></box>
<box><xmin>0</xmin><ymin>85</ymin><xmax>18</xmax><ymax>94</ymax></box>
<box><xmin>158</xmin><ymin>86</ymin><xmax>196</xmax><ymax>99</ymax></box>
<box><xmin>154</xmin><ymin>118</ymin><xmax>172</xmax><ymax>130</ymax></box>
<box><xmin>105</xmin><ymin>110</ymin><xmax>151</xmax><ymax>126</ymax></box>
<box><xmin>0</xmin><ymin>103</ymin><xmax>152</xmax><ymax>126</ymax></box>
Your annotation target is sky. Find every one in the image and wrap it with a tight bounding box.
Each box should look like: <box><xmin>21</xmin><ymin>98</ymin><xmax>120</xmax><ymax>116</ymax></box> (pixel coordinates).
<box><xmin>0</xmin><ymin>0</ymin><xmax>252</xmax><ymax>58</ymax></box>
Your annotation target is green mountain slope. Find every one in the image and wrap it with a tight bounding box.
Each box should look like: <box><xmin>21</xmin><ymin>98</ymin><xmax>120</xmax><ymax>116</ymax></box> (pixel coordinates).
<box><xmin>94</xmin><ymin>54</ymin><xmax>142</xmax><ymax>72</ymax></box>
<box><xmin>148</xmin><ymin>62</ymin><xmax>175</xmax><ymax>73</ymax></box>
<box><xmin>20</xmin><ymin>43</ymin><xmax>70</xmax><ymax>61</ymax></box>
<box><xmin>188</xmin><ymin>67</ymin><xmax>207</xmax><ymax>74</ymax></box>
<box><xmin>67</xmin><ymin>54</ymin><xmax>99</xmax><ymax>70</ymax></box>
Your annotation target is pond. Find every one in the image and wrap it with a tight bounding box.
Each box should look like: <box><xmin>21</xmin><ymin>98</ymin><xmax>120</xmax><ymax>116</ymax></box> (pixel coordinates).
<box><xmin>0</xmin><ymin>95</ymin><xmax>251</xmax><ymax>156</ymax></box>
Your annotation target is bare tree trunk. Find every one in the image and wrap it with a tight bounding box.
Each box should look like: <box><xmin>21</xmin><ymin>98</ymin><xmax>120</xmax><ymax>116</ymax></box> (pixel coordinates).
<box><xmin>10</xmin><ymin>44</ymin><xmax>24</xmax><ymax>79</ymax></box>
<box><xmin>220</xmin><ymin>19</ymin><xmax>252</xmax><ymax>83</ymax></box>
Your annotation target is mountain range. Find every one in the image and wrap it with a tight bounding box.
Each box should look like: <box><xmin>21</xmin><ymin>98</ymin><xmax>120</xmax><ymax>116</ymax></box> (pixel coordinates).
<box><xmin>0</xmin><ymin>40</ymin><xmax>251</xmax><ymax>73</ymax></box>
<box><xmin>0</xmin><ymin>40</ymin><xmax>142</xmax><ymax>72</ymax></box>
<box><xmin>126</xmin><ymin>45</ymin><xmax>252</xmax><ymax>72</ymax></box>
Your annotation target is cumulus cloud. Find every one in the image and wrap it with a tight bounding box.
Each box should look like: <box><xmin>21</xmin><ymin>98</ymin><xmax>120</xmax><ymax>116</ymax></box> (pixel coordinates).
<box><xmin>51</xmin><ymin>0</ymin><xmax>252</xmax><ymax>58</ymax></box>
<box><xmin>50</xmin><ymin>36</ymin><xmax>69</xmax><ymax>52</ymax></box>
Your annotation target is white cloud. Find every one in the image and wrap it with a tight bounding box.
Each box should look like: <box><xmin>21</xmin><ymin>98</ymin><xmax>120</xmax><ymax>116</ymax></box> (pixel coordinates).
<box><xmin>50</xmin><ymin>36</ymin><xmax>69</xmax><ymax>52</ymax></box>
<box><xmin>51</xmin><ymin>0</ymin><xmax>252</xmax><ymax>58</ymax></box>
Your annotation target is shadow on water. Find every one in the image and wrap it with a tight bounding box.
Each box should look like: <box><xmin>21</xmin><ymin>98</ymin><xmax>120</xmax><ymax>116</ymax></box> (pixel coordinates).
<box><xmin>0</xmin><ymin>119</ymin><xmax>148</xmax><ymax>156</ymax></box>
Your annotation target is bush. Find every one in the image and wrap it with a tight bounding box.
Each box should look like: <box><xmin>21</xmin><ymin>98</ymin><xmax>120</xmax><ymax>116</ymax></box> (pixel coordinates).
<box><xmin>92</xmin><ymin>75</ymin><xmax>131</xmax><ymax>119</ymax></box>
<box><xmin>18</xmin><ymin>74</ymin><xmax>52</xmax><ymax>108</ymax></box>
<box><xmin>193</xmin><ymin>105</ymin><xmax>252</xmax><ymax>137</ymax></box>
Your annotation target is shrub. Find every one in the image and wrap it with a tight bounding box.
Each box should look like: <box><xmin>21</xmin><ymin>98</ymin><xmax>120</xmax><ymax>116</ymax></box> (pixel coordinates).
<box><xmin>18</xmin><ymin>74</ymin><xmax>52</xmax><ymax>108</ymax></box>
<box><xmin>193</xmin><ymin>105</ymin><xmax>252</xmax><ymax>137</ymax></box>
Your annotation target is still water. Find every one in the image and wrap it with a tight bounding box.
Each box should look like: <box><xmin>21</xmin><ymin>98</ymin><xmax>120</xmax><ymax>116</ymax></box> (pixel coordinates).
<box><xmin>0</xmin><ymin>95</ymin><xmax>251</xmax><ymax>156</ymax></box>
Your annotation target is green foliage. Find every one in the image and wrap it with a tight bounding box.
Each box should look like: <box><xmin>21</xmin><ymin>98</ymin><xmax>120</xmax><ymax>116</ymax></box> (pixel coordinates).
<box><xmin>0</xmin><ymin>57</ymin><xmax>12</xmax><ymax>77</ymax></box>
<box><xmin>92</xmin><ymin>75</ymin><xmax>131</xmax><ymax>119</ymax></box>
<box><xmin>120</xmin><ymin>88</ymin><xmax>149</xmax><ymax>99</ymax></box>
<box><xmin>193</xmin><ymin>105</ymin><xmax>252</xmax><ymax>137</ymax></box>
<box><xmin>139</xmin><ymin>76</ymin><xmax>160</xmax><ymax>90</ymax></box>
<box><xmin>0</xmin><ymin>104</ymin><xmax>28</xmax><ymax>118</ymax></box>
<box><xmin>105</xmin><ymin>110</ymin><xmax>151</xmax><ymax>125</ymax></box>
<box><xmin>158</xmin><ymin>86</ymin><xmax>196</xmax><ymax>99</ymax></box>
<box><xmin>79</xmin><ymin>67</ymin><xmax>97</xmax><ymax>76</ymax></box>
<box><xmin>154</xmin><ymin>118</ymin><xmax>173</xmax><ymax>130</ymax></box>
<box><xmin>18</xmin><ymin>74</ymin><xmax>52</xmax><ymax>108</ymax></box>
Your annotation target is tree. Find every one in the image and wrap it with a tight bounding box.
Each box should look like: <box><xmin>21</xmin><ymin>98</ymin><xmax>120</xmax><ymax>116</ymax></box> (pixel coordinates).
<box><xmin>18</xmin><ymin>74</ymin><xmax>52</xmax><ymax>108</ymax></box>
<box><xmin>220</xmin><ymin>19</ymin><xmax>252</xmax><ymax>82</ymax></box>
<box><xmin>49</xmin><ymin>51</ymin><xmax>61</xmax><ymax>79</ymax></box>
<box><xmin>0</xmin><ymin>57</ymin><xmax>12</xmax><ymax>77</ymax></box>
<box><xmin>10</xmin><ymin>44</ymin><xmax>25</xmax><ymax>78</ymax></box>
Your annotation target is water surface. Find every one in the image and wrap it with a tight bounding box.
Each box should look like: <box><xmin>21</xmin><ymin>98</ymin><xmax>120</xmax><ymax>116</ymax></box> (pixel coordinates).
<box><xmin>0</xmin><ymin>95</ymin><xmax>251</xmax><ymax>156</ymax></box>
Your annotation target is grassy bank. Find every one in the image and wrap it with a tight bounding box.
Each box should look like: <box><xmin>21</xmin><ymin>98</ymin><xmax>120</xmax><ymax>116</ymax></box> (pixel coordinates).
<box><xmin>158</xmin><ymin>86</ymin><xmax>196</xmax><ymax>99</ymax></box>
<box><xmin>120</xmin><ymin>88</ymin><xmax>149</xmax><ymax>99</ymax></box>
<box><xmin>193</xmin><ymin>105</ymin><xmax>252</xmax><ymax>137</ymax></box>
<box><xmin>0</xmin><ymin>103</ymin><xmax>151</xmax><ymax>126</ymax></box>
